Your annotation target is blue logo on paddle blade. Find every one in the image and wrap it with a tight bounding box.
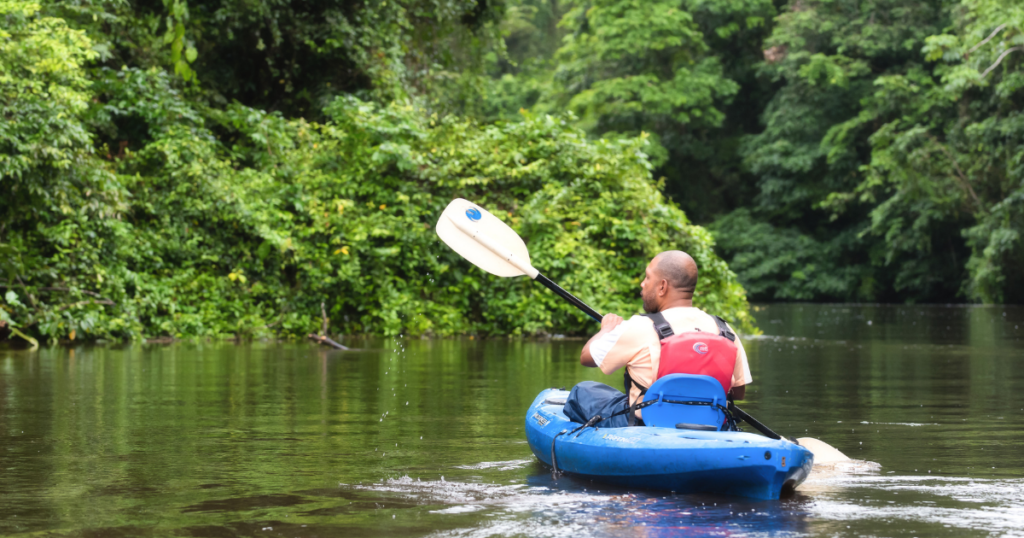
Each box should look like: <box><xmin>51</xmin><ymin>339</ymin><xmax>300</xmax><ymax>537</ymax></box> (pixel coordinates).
<box><xmin>465</xmin><ymin>207</ymin><xmax>482</xmax><ymax>221</ymax></box>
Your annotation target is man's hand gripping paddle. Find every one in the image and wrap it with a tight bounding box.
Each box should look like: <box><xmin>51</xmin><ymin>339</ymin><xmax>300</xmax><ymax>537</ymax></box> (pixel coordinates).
<box><xmin>435</xmin><ymin>198</ymin><xmax>849</xmax><ymax>464</ymax></box>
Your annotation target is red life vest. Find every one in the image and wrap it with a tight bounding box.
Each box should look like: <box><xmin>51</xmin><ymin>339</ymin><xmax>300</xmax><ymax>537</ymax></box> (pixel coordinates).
<box><xmin>625</xmin><ymin>312</ymin><xmax>739</xmax><ymax>397</ymax></box>
<box><xmin>656</xmin><ymin>330</ymin><xmax>737</xmax><ymax>396</ymax></box>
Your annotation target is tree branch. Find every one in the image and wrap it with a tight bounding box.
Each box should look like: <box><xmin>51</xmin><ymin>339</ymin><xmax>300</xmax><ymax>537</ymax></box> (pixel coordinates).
<box><xmin>14</xmin><ymin>297</ymin><xmax>115</xmax><ymax>330</ymax></box>
<box><xmin>981</xmin><ymin>46</ymin><xmax>1023</xmax><ymax>79</ymax></box>
<box><xmin>1</xmin><ymin>285</ymin><xmax>116</xmax><ymax>305</ymax></box>
<box><xmin>307</xmin><ymin>333</ymin><xmax>351</xmax><ymax>350</ymax></box>
<box><xmin>320</xmin><ymin>301</ymin><xmax>329</xmax><ymax>336</ymax></box>
<box><xmin>53</xmin><ymin>299</ymin><xmax>116</xmax><ymax>312</ymax></box>
<box><xmin>13</xmin><ymin>276</ymin><xmax>37</xmax><ymax>307</ymax></box>
<box><xmin>927</xmin><ymin>134</ymin><xmax>985</xmax><ymax>212</ymax></box>
<box><xmin>40</xmin><ymin>287</ymin><xmax>116</xmax><ymax>304</ymax></box>
<box><xmin>966</xmin><ymin>24</ymin><xmax>1007</xmax><ymax>58</ymax></box>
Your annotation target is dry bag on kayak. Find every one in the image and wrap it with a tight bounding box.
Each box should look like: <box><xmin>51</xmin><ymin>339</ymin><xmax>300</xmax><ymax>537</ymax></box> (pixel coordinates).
<box><xmin>562</xmin><ymin>381</ymin><xmax>632</xmax><ymax>428</ymax></box>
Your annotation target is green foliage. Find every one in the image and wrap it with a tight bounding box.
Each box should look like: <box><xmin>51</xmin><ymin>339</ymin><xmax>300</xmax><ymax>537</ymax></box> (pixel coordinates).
<box><xmin>710</xmin><ymin>209</ymin><xmax>871</xmax><ymax>301</ymax></box>
<box><xmin>704</xmin><ymin>0</ymin><xmax>1024</xmax><ymax>304</ymax></box>
<box><xmin>818</xmin><ymin>0</ymin><xmax>1024</xmax><ymax>303</ymax></box>
<box><xmin>434</xmin><ymin>0</ymin><xmax>563</xmax><ymax>121</ymax></box>
<box><xmin>550</xmin><ymin>0</ymin><xmax>733</xmax><ymax>133</ymax></box>
<box><xmin>459</xmin><ymin>0</ymin><xmax>777</xmax><ymax>220</ymax></box>
<box><xmin>431</xmin><ymin>0</ymin><xmax>771</xmax><ymax>178</ymax></box>
<box><xmin>1</xmin><ymin>44</ymin><xmax>753</xmax><ymax>342</ymax></box>
<box><xmin>537</xmin><ymin>0</ymin><xmax>776</xmax><ymax>180</ymax></box>
<box><xmin>48</xmin><ymin>0</ymin><xmax>507</xmax><ymax>118</ymax></box>
<box><xmin>709</xmin><ymin>0</ymin><xmax>1011</xmax><ymax>303</ymax></box>
<box><xmin>1</xmin><ymin>0</ymin><xmax>128</xmax><ymax>341</ymax></box>
<box><xmin>742</xmin><ymin>0</ymin><xmax>944</xmax><ymax>219</ymax></box>
<box><xmin>161</xmin><ymin>0</ymin><xmax>198</xmax><ymax>82</ymax></box>
<box><xmin>0</xmin><ymin>0</ymin><xmax>98</xmax><ymax>177</ymax></box>
<box><xmin>0</xmin><ymin>0</ymin><xmax>759</xmax><ymax>344</ymax></box>
<box><xmin>8</xmin><ymin>0</ymin><xmax>1024</xmax><ymax>349</ymax></box>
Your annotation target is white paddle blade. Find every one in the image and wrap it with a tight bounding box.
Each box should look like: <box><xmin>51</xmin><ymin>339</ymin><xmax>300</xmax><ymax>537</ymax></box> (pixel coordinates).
<box><xmin>796</xmin><ymin>437</ymin><xmax>851</xmax><ymax>464</ymax></box>
<box><xmin>436</xmin><ymin>198</ymin><xmax>536</xmax><ymax>278</ymax></box>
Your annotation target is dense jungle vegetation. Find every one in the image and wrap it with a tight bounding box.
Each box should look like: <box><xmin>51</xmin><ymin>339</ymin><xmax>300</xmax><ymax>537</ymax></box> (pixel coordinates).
<box><xmin>1</xmin><ymin>0</ymin><xmax>1020</xmax><ymax>344</ymax></box>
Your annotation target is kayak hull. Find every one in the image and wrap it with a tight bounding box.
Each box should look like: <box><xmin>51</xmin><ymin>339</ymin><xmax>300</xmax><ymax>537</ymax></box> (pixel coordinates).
<box><xmin>526</xmin><ymin>389</ymin><xmax>814</xmax><ymax>500</ymax></box>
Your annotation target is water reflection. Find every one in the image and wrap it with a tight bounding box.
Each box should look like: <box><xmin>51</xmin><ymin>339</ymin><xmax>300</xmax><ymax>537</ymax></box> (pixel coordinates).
<box><xmin>1</xmin><ymin>304</ymin><xmax>1022</xmax><ymax>537</ymax></box>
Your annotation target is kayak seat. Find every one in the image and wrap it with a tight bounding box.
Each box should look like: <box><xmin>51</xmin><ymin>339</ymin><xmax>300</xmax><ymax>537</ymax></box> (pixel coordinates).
<box><xmin>641</xmin><ymin>374</ymin><xmax>728</xmax><ymax>430</ymax></box>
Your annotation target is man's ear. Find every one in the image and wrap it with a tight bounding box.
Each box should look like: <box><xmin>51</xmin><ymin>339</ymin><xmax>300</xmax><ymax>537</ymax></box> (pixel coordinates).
<box><xmin>658</xmin><ymin>279</ymin><xmax>669</xmax><ymax>296</ymax></box>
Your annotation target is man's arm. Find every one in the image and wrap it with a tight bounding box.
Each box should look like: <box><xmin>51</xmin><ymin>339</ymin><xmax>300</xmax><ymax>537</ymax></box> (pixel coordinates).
<box><xmin>580</xmin><ymin>314</ymin><xmax>624</xmax><ymax>367</ymax></box>
<box><xmin>729</xmin><ymin>324</ymin><xmax>751</xmax><ymax>401</ymax></box>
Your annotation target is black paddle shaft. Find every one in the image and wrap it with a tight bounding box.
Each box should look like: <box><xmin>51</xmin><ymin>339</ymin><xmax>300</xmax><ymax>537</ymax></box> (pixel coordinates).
<box><xmin>534</xmin><ymin>273</ymin><xmax>603</xmax><ymax>322</ymax></box>
<box><xmin>728</xmin><ymin>402</ymin><xmax>783</xmax><ymax>440</ymax></box>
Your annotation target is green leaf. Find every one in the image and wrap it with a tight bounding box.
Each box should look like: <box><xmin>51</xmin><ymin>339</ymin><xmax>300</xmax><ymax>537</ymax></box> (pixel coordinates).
<box><xmin>256</xmin><ymin>240</ymin><xmax>272</xmax><ymax>260</ymax></box>
<box><xmin>4</xmin><ymin>291</ymin><xmax>24</xmax><ymax>308</ymax></box>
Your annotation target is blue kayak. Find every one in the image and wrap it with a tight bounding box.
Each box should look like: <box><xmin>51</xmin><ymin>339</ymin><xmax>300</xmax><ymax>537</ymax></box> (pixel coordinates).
<box><xmin>525</xmin><ymin>385</ymin><xmax>814</xmax><ymax>500</ymax></box>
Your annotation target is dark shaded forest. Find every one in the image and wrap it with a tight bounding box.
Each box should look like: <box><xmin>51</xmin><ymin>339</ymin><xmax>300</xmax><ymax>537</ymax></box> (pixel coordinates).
<box><xmin>472</xmin><ymin>0</ymin><xmax>1022</xmax><ymax>306</ymax></box>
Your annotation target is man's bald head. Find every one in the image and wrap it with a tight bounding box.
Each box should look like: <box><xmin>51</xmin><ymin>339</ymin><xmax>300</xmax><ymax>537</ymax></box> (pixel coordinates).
<box><xmin>652</xmin><ymin>250</ymin><xmax>698</xmax><ymax>293</ymax></box>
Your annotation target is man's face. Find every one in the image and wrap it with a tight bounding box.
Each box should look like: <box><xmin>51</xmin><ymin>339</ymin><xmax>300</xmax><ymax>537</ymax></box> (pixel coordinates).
<box><xmin>640</xmin><ymin>259</ymin><xmax>659</xmax><ymax>313</ymax></box>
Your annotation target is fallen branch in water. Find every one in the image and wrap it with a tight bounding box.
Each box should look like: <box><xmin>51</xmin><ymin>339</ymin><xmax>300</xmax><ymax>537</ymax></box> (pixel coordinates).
<box><xmin>307</xmin><ymin>333</ymin><xmax>350</xmax><ymax>350</ymax></box>
<box><xmin>0</xmin><ymin>320</ymin><xmax>40</xmax><ymax>348</ymax></box>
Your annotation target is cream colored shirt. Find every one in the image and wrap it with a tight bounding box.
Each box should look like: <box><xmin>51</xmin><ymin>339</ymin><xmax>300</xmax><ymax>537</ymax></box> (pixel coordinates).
<box><xmin>590</xmin><ymin>307</ymin><xmax>753</xmax><ymax>414</ymax></box>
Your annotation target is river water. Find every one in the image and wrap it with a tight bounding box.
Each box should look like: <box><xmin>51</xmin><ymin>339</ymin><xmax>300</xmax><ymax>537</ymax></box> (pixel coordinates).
<box><xmin>2</xmin><ymin>304</ymin><xmax>1023</xmax><ymax>537</ymax></box>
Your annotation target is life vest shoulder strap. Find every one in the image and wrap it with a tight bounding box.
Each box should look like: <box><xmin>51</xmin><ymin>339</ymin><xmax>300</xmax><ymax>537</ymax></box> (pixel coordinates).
<box><xmin>644</xmin><ymin>311</ymin><xmax>735</xmax><ymax>341</ymax></box>
<box><xmin>645</xmin><ymin>311</ymin><xmax>675</xmax><ymax>339</ymax></box>
<box><xmin>712</xmin><ymin>315</ymin><xmax>736</xmax><ymax>342</ymax></box>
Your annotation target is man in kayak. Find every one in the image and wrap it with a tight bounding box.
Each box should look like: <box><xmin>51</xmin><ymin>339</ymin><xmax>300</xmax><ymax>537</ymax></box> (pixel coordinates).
<box><xmin>564</xmin><ymin>250</ymin><xmax>752</xmax><ymax>427</ymax></box>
